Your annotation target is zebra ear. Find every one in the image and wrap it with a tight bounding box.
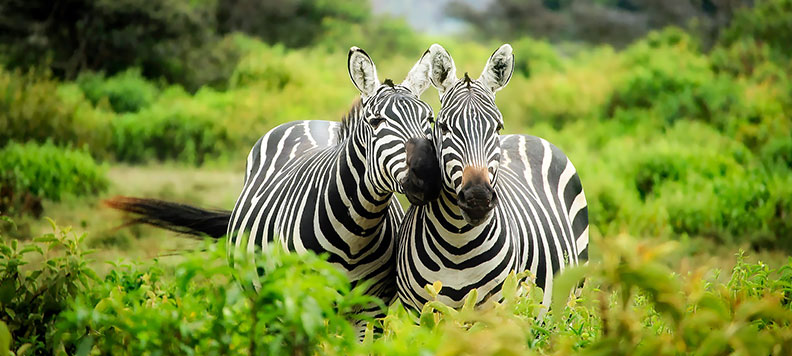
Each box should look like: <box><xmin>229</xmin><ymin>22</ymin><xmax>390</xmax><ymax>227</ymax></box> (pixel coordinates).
<box><xmin>401</xmin><ymin>49</ymin><xmax>432</xmax><ymax>96</ymax></box>
<box><xmin>426</xmin><ymin>44</ymin><xmax>457</xmax><ymax>97</ymax></box>
<box><xmin>479</xmin><ymin>44</ymin><xmax>514</xmax><ymax>93</ymax></box>
<box><xmin>348</xmin><ymin>47</ymin><xmax>380</xmax><ymax>99</ymax></box>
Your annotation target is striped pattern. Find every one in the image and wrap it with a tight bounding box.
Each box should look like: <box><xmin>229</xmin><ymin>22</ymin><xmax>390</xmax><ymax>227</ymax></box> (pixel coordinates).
<box><xmin>228</xmin><ymin>84</ymin><xmax>433</xmax><ymax>307</ymax></box>
<box><xmin>397</xmin><ymin>76</ymin><xmax>589</xmax><ymax>310</ymax></box>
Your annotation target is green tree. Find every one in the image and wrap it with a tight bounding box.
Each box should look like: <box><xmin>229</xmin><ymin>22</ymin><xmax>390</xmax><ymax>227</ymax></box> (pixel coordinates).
<box><xmin>216</xmin><ymin>0</ymin><xmax>369</xmax><ymax>48</ymax></box>
<box><xmin>447</xmin><ymin>0</ymin><xmax>753</xmax><ymax>47</ymax></box>
<box><xmin>0</xmin><ymin>0</ymin><xmax>218</xmax><ymax>83</ymax></box>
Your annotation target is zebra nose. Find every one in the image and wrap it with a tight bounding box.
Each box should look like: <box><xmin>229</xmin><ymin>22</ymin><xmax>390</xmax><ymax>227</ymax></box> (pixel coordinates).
<box><xmin>458</xmin><ymin>184</ymin><xmax>497</xmax><ymax>220</ymax></box>
<box><xmin>403</xmin><ymin>137</ymin><xmax>441</xmax><ymax>205</ymax></box>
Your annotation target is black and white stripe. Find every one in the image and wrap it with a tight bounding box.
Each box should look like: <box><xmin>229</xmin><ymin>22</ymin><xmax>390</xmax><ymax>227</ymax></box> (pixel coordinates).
<box><xmin>227</xmin><ymin>47</ymin><xmax>435</xmax><ymax>307</ymax></box>
<box><xmin>397</xmin><ymin>44</ymin><xmax>589</xmax><ymax>310</ymax></box>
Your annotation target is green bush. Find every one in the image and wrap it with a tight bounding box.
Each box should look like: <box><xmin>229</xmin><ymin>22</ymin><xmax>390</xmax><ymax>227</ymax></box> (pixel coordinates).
<box><xmin>718</xmin><ymin>0</ymin><xmax>792</xmax><ymax>62</ymax></box>
<box><xmin>109</xmin><ymin>89</ymin><xmax>234</xmax><ymax>165</ymax></box>
<box><xmin>3</xmin><ymin>224</ymin><xmax>792</xmax><ymax>355</ymax></box>
<box><xmin>229</xmin><ymin>44</ymin><xmax>294</xmax><ymax>90</ymax></box>
<box><xmin>0</xmin><ymin>223</ymin><xmax>376</xmax><ymax>355</ymax></box>
<box><xmin>0</xmin><ymin>142</ymin><xmax>108</xmax><ymax>205</ymax></box>
<box><xmin>318</xmin><ymin>16</ymin><xmax>425</xmax><ymax>58</ymax></box>
<box><xmin>0</xmin><ymin>221</ymin><xmax>99</xmax><ymax>355</ymax></box>
<box><xmin>1</xmin><ymin>5</ymin><xmax>791</xmax><ymax>252</ymax></box>
<box><xmin>509</xmin><ymin>36</ymin><xmax>564</xmax><ymax>77</ymax></box>
<box><xmin>0</xmin><ymin>67</ymin><xmax>112</xmax><ymax>154</ymax></box>
<box><xmin>578</xmin><ymin>120</ymin><xmax>792</xmax><ymax>248</ymax></box>
<box><xmin>77</xmin><ymin>68</ymin><xmax>159</xmax><ymax>113</ymax></box>
<box><xmin>217</xmin><ymin>0</ymin><xmax>370</xmax><ymax>49</ymax></box>
<box><xmin>606</xmin><ymin>30</ymin><xmax>718</xmax><ymax>124</ymax></box>
<box><xmin>176</xmin><ymin>34</ymin><xmax>243</xmax><ymax>92</ymax></box>
<box><xmin>56</xmin><ymin>244</ymin><xmax>374</xmax><ymax>355</ymax></box>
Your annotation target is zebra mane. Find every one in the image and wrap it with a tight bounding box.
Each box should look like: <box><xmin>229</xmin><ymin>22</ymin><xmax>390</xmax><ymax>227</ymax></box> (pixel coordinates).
<box><xmin>336</xmin><ymin>97</ymin><xmax>363</xmax><ymax>144</ymax></box>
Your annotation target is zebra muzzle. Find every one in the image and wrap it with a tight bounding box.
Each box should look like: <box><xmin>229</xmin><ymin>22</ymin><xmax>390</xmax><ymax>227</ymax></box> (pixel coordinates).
<box><xmin>458</xmin><ymin>166</ymin><xmax>497</xmax><ymax>225</ymax></box>
<box><xmin>403</xmin><ymin>137</ymin><xmax>441</xmax><ymax>205</ymax></box>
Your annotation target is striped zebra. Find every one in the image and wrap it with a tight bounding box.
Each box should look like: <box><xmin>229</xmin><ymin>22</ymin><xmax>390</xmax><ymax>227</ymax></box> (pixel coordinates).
<box><xmin>224</xmin><ymin>47</ymin><xmax>439</xmax><ymax>304</ymax></box>
<box><xmin>396</xmin><ymin>44</ymin><xmax>589</xmax><ymax>311</ymax></box>
<box><xmin>108</xmin><ymin>47</ymin><xmax>441</xmax><ymax>309</ymax></box>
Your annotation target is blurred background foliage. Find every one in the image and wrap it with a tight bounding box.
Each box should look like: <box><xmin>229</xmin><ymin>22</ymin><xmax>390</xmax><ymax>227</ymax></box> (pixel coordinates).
<box><xmin>447</xmin><ymin>0</ymin><xmax>755</xmax><ymax>48</ymax></box>
<box><xmin>0</xmin><ymin>0</ymin><xmax>791</xmax><ymax>353</ymax></box>
<box><xmin>2</xmin><ymin>0</ymin><xmax>787</xmax><ymax>251</ymax></box>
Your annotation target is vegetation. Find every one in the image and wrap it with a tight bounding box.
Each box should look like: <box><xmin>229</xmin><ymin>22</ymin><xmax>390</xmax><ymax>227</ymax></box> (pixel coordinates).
<box><xmin>0</xmin><ymin>142</ymin><xmax>108</xmax><ymax>218</ymax></box>
<box><xmin>447</xmin><ymin>0</ymin><xmax>753</xmax><ymax>47</ymax></box>
<box><xmin>0</xmin><ymin>0</ymin><xmax>790</xmax><ymax>354</ymax></box>
<box><xmin>1</xmin><ymin>224</ymin><xmax>790</xmax><ymax>355</ymax></box>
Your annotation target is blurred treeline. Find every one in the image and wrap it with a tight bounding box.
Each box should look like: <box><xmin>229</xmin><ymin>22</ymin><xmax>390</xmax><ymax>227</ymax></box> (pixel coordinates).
<box><xmin>448</xmin><ymin>0</ymin><xmax>754</xmax><ymax>48</ymax></box>
<box><xmin>0</xmin><ymin>0</ymin><xmax>791</xmax><ymax>251</ymax></box>
<box><xmin>0</xmin><ymin>0</ymin><xmax>416</xmax><ymax>91</ymax></box>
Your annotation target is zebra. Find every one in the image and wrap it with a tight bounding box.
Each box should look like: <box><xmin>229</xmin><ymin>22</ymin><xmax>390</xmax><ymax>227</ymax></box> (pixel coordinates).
<box><xmin>107</xmin><ymin>47</ymin><xmax>442</xmax><ymax>309</ymax></box>
<box><xmin>396</xmin><ymin>44</ymin><xmax>589</xmax><ymax>311</ymax></box>
<box><xmin>224</xmin><ymin>46</ymin><xmax>440</xmax><ymax>304</ymax></box>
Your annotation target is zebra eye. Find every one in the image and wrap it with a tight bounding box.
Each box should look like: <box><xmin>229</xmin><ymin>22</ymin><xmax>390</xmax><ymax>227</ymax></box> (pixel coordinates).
<box><xmin>496</xmin><ymin>123</ymin><xmax>504</xmax><ymax>132</ymax></box>
<box><xmin>428</xmin><ymin>116</ymin><xmax>434</xmax><ymax>124</ymax></box>
<box><xmin>437</xmin><ymin>121</ymin><xmax>449</xmax><ymax>134</ymax></box>
<box><xmin>369</xmin><ymin>117</ymin><xmax>386</xmax><ymax>128</ymax></box>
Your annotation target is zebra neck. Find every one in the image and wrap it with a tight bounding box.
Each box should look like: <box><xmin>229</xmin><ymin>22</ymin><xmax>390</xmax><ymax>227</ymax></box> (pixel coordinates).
<box><xmin>327</xmin><ymin>123</ymin><xmax>393</xmax><ymax>237</ymax></box>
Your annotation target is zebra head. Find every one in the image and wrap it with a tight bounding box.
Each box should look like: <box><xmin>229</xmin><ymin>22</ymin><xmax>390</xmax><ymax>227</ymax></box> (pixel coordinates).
<box><xmin>426</xmin><ymin>43</ymin><xmax>514</xmax><ymax>226</ymax></box>
<box><xmin>348</xmin><ymin>47</ymin><xmax>440</xmax><ymax>205</ymax></box>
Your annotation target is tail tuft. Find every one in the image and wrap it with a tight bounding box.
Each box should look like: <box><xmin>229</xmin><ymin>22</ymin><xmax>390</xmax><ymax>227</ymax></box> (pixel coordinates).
<box><xmin>105</xmin><ymin>196</ymin><xmax>231</xmax><ymax>238</ymax></box>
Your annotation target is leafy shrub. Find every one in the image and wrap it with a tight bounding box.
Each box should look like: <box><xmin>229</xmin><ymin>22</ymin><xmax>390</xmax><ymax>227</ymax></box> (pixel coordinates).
<box><xmin>56</xmin><ymin>243</ymin><xmax>375</xmax><ymax>355</ymax></box>
<box><xmin>0</xmin><ymin>67</ymin><xmax>112</xmax><ymax>154</ymax></box>
<box><xmin>606</xmin><ymin>30</ymin><xmax>718</xmax><ymax>124</ymax></box>
<box><xmin>0</xmin><ymin>221</ymin><xmax>99</xmax><ymax>355</ymax></box>
<box><xmin>509</xmin><ymin>36</ymin><xmax>564</xmax><ymax>77</ymax></box>
<box><xmin>4</xmin><ymin>224</ymin><xmax>792</xmax><ymax>355</ymax></box>
<box><xmin>0</xmin><ymin>142</ymin><xmax>108</xmax><ymax>215</ymax></box>
<box><xmin>0</xmin><ymin>222</ymin><xmax>376</xmax><ymax>355</ymax></box>
<box><xmin>318</xmin><ymin>16</ymin><xmax>424</xmax><ymax>58</ymax></box>
<box><xmin>109</xmin><ymin>88</ymin><xmax>234</xmax><ymax>165</ymax></box>
<box><xmin>718</xmin><ymin>0</ymin><xmax>792</xmax><ymax>62</ymax></box>
<box><xmin>365</xmin><ymin>235</ymin><xmax>792</xmax><ymax>355</ymax></box>
<box><xmin>594</xmin><ymin>120</ymin><xmax>792</xmax><ymax>245</ymax></box>
<box><xmin>176</xmin><ymin>34</ymin><xmax>243</xmax><ymax>92</ymax></box>
<box><xmin>761</xmin><ymin>136</ymin><xmax>792</xmax><ymax>169</ymax></box>
<box><xmin>217</xmin><ymin>0</ymin><xmax>370</xmax><ymax>48</ymax></box>
<box><xmin>77</xmin><ymin>68</ymin><xmax>159</xmax><ymax>113</ymax></box>
<box><xmin>229</xmin><ymin>44</ymin><xmax>294</xmax><ymax>90</ymax></box>
<box><xmin>497</xmin><ymin>46</ymin><xmax>623</xmax><ymax>130</ymax></box>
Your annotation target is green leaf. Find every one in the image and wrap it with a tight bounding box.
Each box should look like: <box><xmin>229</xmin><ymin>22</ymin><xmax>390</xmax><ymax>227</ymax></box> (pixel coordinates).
<box><xmin>0</xmin><ymin>281</ymin><xmax>16</xmax><ymax>305</ymax></box>
<box><xmin>75</xmin><ymin>336</ymin><xmax>94</xmax><ymax>356</ymax></box>
<box><xmin>551</xmin><ymin>265</ymin><xmax>588</xmax><ymax>322</ymax></box>
<box><xmin>424</xmin><ymin>280</ymin><xmax>442</xmax><ymax>300</ymax></box>
<box><xmin>419</xmin><ymin>305</ymin><xmax>436</xmax><ymax>329</ymax></box>
<box><xmin>33</xmin><ymin>234</ymin><xmax>57</xmax><ymax>244</ymax></box>
<box><xmin>16</xmin><ymin>343</ymin><xmax>32</xmax><ymax>356</ymax></box>
<box><xmin>424</xmin><ymin>301</ymin><xmax>457</xmax><ymax>317</ymax></box>
<box><xmin>19</xmin><ymin>245</ymin><xmax>43</xmax><ymax>256</ymax></box>
<box><xmin>0</xmin><ymin>217</ymin><xmax>16</xmax><ymax>231</ymax></box>
<box><xmin>0</xmin><ymin>321</ymin><xmax>10</xmax><ymax>356</ymax></box>
<box><xmin>502</xmin><ymin>271</ymin><xmax>518</xmax><ymax>303</ymax></box>
<box><xmin>462</xmin><ymin>288</ymin><xmax>478</xmax><ymax>312</ymax></box>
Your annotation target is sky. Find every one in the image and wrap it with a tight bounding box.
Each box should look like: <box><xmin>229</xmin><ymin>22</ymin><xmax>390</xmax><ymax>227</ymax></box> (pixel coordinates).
<box><xmin>370</xmin><ymin>0</ymin><xmax>492</xmax><ymax>34</ymax></box>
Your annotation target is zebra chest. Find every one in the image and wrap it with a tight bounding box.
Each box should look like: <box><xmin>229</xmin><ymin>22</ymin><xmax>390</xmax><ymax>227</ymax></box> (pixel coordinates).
<box><xmin>398</xmin><ymin>210</ymin><xmax>521</xmax><ymax>308</ymax></box>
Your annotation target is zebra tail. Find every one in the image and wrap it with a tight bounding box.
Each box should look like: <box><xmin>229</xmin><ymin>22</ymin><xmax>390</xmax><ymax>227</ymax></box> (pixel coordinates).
<box><xmin>104</xmin><ymin>196</ymin><xmax>230</xmax><ymax>239</ymax></box>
